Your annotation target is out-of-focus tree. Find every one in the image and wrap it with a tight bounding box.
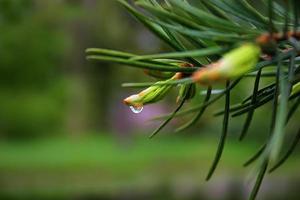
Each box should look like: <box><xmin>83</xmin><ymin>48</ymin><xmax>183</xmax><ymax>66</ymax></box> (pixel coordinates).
<box><xmin>0</xmin><ymin>0</ymin><xmax>147</xmax><ymax>138</ymax></box>
<box><xmin>64</xmin><ymin>0</ymin><xmax>142</xmax><ymax>133</ymax></box>
<box><xmin>0</xmin><ymin>0</ymin><xmax>70</xmax><ymax>138</ymax></box>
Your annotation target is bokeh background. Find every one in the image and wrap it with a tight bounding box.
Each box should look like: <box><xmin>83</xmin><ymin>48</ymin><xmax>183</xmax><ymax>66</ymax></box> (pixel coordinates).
<box><xmin>0</xmin><ymin>0</ymin><xmax>299</xmax><ymax>199</ymax></box>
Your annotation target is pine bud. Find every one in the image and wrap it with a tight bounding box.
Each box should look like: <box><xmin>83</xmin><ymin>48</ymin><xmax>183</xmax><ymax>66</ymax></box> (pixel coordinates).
<box><xmin>123</xmin><ymin>73</ymin><xmax>181</xmax><ymax>108</ymax></box>
<box><xmin>193</xmin><ymin>43</ymin><xmax>261</xmax><ymax>85</ymax></box>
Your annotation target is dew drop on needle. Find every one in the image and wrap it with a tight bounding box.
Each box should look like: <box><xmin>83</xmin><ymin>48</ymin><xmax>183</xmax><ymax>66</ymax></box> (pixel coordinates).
<box><xmin>129</xmin><ymin>105</ymin><xmax>144</xmax><ymax>114</ymax></box>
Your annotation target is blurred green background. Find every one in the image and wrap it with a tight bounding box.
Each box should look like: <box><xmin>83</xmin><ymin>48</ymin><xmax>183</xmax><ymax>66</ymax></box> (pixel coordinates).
<box><xmin>0</xmin><ymin>0</ymin><xmax>299</xmax><ymax>199</ymax></box>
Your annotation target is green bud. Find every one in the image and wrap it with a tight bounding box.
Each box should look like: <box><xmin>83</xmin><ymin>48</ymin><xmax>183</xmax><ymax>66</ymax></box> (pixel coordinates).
<box><xmin>193</xmin><ymin>43</ymin><xmax>261</xmax><ymax>84</ymax></box>
<box><xmin>219</xmin><ymin>43</ymin><xmax>261</xmax><ymax>77</ymax></box>
<box><xmin>124</xmin><ymin>74</ymin><xmax>179</xmax><ymax>108</ymax></box>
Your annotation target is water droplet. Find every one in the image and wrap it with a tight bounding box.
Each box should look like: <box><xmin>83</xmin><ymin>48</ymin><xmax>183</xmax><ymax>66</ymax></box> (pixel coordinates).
<box><xmin>130</xmin><ymin>105</ymin><xmax>144</xmax><ymax>114</ymax></box>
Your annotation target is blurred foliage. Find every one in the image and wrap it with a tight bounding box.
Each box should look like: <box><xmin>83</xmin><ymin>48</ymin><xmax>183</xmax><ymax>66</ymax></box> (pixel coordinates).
<box><xmin>0</xmin><ymin>0</ymin><xmax>70</xmax><ymax>138</ymax></box>
<box><xmin>0</xmin><ymin>135</ymin><xmax>299</xmax><ymax>199</ymax></box>
<box><xmin>0</xmin><ymin>0</ymin><xmax>149</xmax><ymax>138</ymax></box>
